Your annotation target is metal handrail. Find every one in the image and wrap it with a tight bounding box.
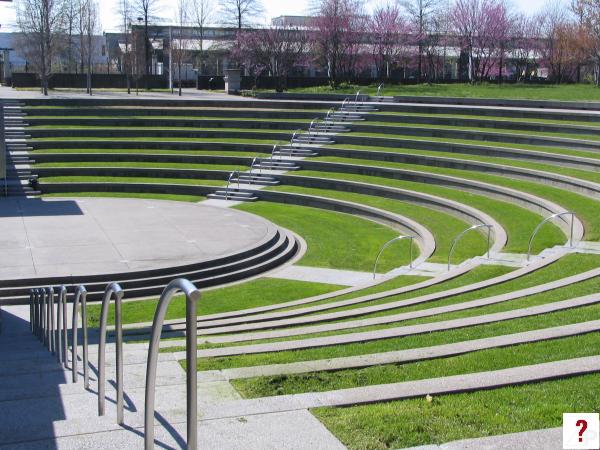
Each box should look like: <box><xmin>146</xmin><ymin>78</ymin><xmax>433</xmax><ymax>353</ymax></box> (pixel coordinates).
<box><xmin>447</xmin><ymin>224</ymin><xmax>492</xmax><ymax>270</ymax></box>
<box><xmin>144</xmin><ymin>279</ymin><xmax>201</xmax><ymax>450</ymax></box>
<box><xmin>249</xmin><ymin>157</ymin><xmax>261</xmax><ymax>177</ymax></box>
<box><xmin>309</xmin><ymin>118</ymin><xmax>321</xmax><ymax>136</ymax></box>
<box><xmin>271</xmin><ymin>144</ymin><xmax>279</xmax><ymax>161</ymax></box>
<box><xmin>98</xmin><ymin>283</ymin><xmax>125</xmax><ymax>425</ymax></box>
<box><xmin>373</xmin><ymin>235</ymin><xmax>415</xmax><ymax>279</ymax></box>
<box><xmin>34</xmin><ymin>289</ymin><xmax>41</xmax><ymax>340</ymax></box>
<box><xmin>341</xmin><ymin>98</ymin><xmax>350</xmax><ymax>110</ymax></box>
<box><xmin>46</xmin><ymin>287</ymin><xmax>54</xmax><ymax>353</ymax></box>
<box><xmin>325</xmin><ymin>108</ymin><xmax>335</xmax><ymax>122</ymax></box>
<box><xmin>55</xmin><ymin>286</ymin><xmax>63</xmax><ymax>363</ymax></box>
<box><xmin>29</xmin><ymin>290</ymin><xmax>34</xmax><ymax>333</ymax></box>
<box><xmin>41</xmin><ymin>288</ymin><xmax>48</xmax><ymax>346</ymax></box>
<box><xmin>1</xmin><ymin>105</ymin><xmax>7</xmax><ymax>197</ymax></box>
<box><xmin>376</xmin><ymin>83</ymin><xmax>384</xmax><ymax>97</ymax></box>
<box><xmin>290</xmin><ymin>129</ymin><xmax>302</xmax><ymax>147</ymax></box>
<box><xmin>72</xmin><ymin>285</ymin><xmax>89</xmax><ymax>386</ymax></box>
<box><xmin>354</xmin><ymin>90</ymin><xmax>362</xmax><ymax>105</ymax></box>
<box><xmin>57</xmin><ymin>286</ymin><xmax>68</xmax><ymax>368</ymax></box>
<box><xmin>527</xmin><ymin>212</ymin><xmax>576</xmax><ymax>261</ymax></box>
<box><xmin>225</xmin><ymin>170</ymin><xmax>240</xmax><ymax>200</ymax></box>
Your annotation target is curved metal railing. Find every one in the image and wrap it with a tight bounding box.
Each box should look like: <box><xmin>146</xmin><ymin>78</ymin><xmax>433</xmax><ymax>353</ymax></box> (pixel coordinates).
<box><xmin>354</xmin><ymin>90</ymin><xmax>362</xmax><ymax>105</ymax></box>
<box><xmin>42</xmin><ymin>288</ymin><xmax>48</xmax><ymax>347</ymax></box>
<box><xmin>527</xmin><ymin>212</ymin><xmax>576</xmax><ymax>261</ymax></box>
<box><xmin>325</xmin><ymin>107</ymin><xmax>335</xmax><ymax>122</ymax></box>
<box><xmin>290</xmin><ymin>129</ymin><xmax>302</xmax><ymax>148</ymax></box>
<box><xmin>29</xmin><ymin>290</ymin><xmax>34</xmax><ymax>333</ymax></box>
<box><xmin>376</xmin><ymin>83</ymin><xmax>384</xmax><ymax>97</ymax></box>
<box><xmin>270</xmin><ymin>144</ymin><xmax>279</xmax><ymax>161</ymax></box>
<box><xmin>341</xmin><ymin>98</ymin><xmax>350</xmax><ymax>111</ymax></box>
<box><xmin>224</xmin><ymin>170</ymin><xmax>240</xmax><ymax>200</ymax></box>
<box><xmin>309</xmin><ymin>118</ymin><xmax>320</xmax><ymax>135</ymax></box>
<box><xmin>448</xmin><ymin>224</ymin><xmax>492</xmax><ymax>270</ymax></box>
<box><xmin>55</xmin><ymin>285</ymin><xmax>68</xmax><ymax>365</ymax></box>
<box><xmin>373</xmin><ymin>235</ymin><xmax>415</xmax><ymax>279</ymax></box>
<box><xmin>97</xmin><ymin>283</ymin><xmax>125</xmax><ymax>425</ymax></box>
<box><xmin>46</xmin><ymin>287</ymin><xmax>54</xmax><ymax>353</ymax></box>
<box><xmin>144</xmin><ymin>279</ymin><xmax>201</xmax><ymax>450</ymax></box>
<box><xmin>72</xmin><ymin>285</ymin><xmax>89</xmax><ymax>386</ymax></box>
<box><xmin>249</xmin><ymin>157</ymin><xmax>261</xmax><ymax>178</ymax></box>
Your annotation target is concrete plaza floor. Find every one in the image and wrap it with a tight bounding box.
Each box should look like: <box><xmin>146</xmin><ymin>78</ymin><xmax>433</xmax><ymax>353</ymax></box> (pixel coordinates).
<box><xmin>0</xmin><ymin>197</ymin><xmax>275</xmax><ymax>280</ymax></box>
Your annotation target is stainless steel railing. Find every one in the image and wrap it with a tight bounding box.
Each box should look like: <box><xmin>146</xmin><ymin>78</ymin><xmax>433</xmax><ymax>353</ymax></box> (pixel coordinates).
<box><xmin>97</xmin><ymin>283</ymin><xmax>125</xmax><ymax>425</ymax></box>
<box><xmin>527</xmin><ymin>212</ymin><xmax>576</xmax><ymax>261</ymax></box>
<box><xmin>145</xmin><ymin>279</ymin><xmax>201</xmax><ymax>450</ymax></box>
<box><xmin>372</xmin><ymin>235</ymin><xmax>415</xmax><ymax>279</ymax></box>
<box><xmin>224</xmin><ymin>170</ymin><xmax>241</xmax><ymax>200</ymax></box>
<box><xmin>376</xmin><ymin>83</ymin><xmax>384</xmax><ymax>97</ymax></box>
<box><xmin>1</xmin><ymin>105</ymin><xmax>7</xmax><ymax>197</ymax></box>
<box><xmin>448</xmin><ymin>224</ymin><xmax>492</xmax><ymax>270</ymax></box>
<box><xmin>72</xmin><ymin>285</ymin><xmax>89</xmax><ymax>386</ymax></box>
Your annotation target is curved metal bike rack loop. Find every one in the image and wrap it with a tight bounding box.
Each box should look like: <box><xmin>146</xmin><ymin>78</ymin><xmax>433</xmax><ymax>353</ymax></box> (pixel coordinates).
<box><xmin>98</xmin><ymin>283</ymin><xmax>125</xmax><ymax>424</ymax></box>
<box><xmin>447</xmin><ymin>224</ymin><xmax>493</xmax><ymax>270</ymax></box>
<box><xmin>527</xmin><ymin>212</ymin><xmax>576</xmax><ymax>261</ymax></box>
<box><xmin>373</xmin><ymin>235</ymin><xmax>415</xmax><ymax>279</ymax></box>
<box><xmin>72</xmin><ymin>285</ymin><xmax>89</xmax><ymax>386</ymax></box>
<box><xmin>145</xmin><ymin>279</ymin><xmax>201</xmax><ymax>450</ymax></box>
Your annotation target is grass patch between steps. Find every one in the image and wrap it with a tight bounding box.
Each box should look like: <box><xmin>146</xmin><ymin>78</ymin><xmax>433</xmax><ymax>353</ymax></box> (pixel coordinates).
<box><xmin>195</xmin><ymin>298</ymin><xmax>600</xmax><ymax>371</ymax></box>
<box><xmin>232</xmin><ymin>331</ymin><xmax>600</xmax><ymax>398</ymax></box>
<box><xmin>312</xmin><ymin>372</ymin><xmax>600</xmax><ymax>449</ymax></box>
<box><xmin>262</xmin><ymin>186</ymin><xmax>488</xmax><ymax>264</ymax></box>
<box><xmin>88</xmin><ymin>278</ymin><xmax>343</xmax><ymax>327</ymax></box>
<box><xmin>235</xmin><ymin>202</ymin><xmax>411</xmax><ymax>273</ymax></box>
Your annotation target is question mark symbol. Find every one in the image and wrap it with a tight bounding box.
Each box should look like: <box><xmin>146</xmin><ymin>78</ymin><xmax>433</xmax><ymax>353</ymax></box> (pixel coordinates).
<box><xmin>576</xmin><ymin>419</ymin><xmax>588</xmax><ymax>442</ymax></box>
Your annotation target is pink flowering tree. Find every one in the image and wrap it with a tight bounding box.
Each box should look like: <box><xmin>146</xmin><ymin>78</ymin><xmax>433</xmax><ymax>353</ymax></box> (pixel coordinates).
<box><xmin>369</xmin><ymin>3</ymin><xmax>411</xmax><ymax>80</ymax></box>
<box><xmin>235</xmin><ymin>27</ymin><xmax>308</xmax><ymax>91</ymax></box>
<box><xmin>311</xmin><ymin>0</ymin><xmax>368</xmax><ymax>87</ymax></box>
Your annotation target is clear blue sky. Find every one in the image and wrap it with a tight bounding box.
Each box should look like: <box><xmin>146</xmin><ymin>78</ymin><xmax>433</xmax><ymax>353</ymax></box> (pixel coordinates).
<box><xmin>0</xmin><ymin>0</ymin><xmax>556</xmax><ymax>33</ymax></box>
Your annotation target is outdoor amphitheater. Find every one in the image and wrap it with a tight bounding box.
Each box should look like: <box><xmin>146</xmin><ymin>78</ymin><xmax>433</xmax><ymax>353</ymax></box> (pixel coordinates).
<box><xmin>0</xmin><ymin>88</ymin><xmax>599</xmax><ymax>449</ymax></box>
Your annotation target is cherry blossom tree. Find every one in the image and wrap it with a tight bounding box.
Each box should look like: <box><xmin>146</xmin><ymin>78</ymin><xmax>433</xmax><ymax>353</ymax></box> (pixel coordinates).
<box><xmin>311</xmin><ymin>0</ymin><xmax>367</xmax><ymax>87</ymax></box>
<box><xmin>369</xmin><ymin>3</ymin><xmax>410</xmax><ymax>80</ymax></box>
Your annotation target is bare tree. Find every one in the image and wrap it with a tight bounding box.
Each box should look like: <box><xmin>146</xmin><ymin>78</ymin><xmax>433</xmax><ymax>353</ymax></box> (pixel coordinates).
<box><xmin>117</xmin><ymin>0</ymin><xmax>132</xmax><ymax>93</ymax></box>
<box><xmin>172</xmin><ymin>0</ymin><xmax>190</xmax><ymax>96</ymax></box>
<box><xmin>16</xmin><ymin>0</ymin><xmax>66</xmax><ymax>95</ymax></box>
<box><xmin>132</xmin><ymin>0</ymin><xmax>161</xmax><ymax>75</ymax></box>
<box><xmin>401</xmin><ymin>0</ymin><xmax>437</xmax><ymax>82</ymax></box>
<box><xmin>575</xmin><ymin>0</ymin><xmax>600</xmax><ymax>85</ymax></box>
<box><xmin>78</xmin><ymin>0</ymin><xmax>99</xmax><ymax>95</ymax></box>
<box><xmin>62</xmin><ymin>0</ymin><xmax>79</xmax><ymax>73</ymax></box>
<box><xmin>220</xmin><ymin>0</ymin><xmax>264</xmax><ymax>29</ymax></box>
<box><xmin>189</xmin><ymin>0</ymin><xmax>213</xmax><ymax>74</ymax></box>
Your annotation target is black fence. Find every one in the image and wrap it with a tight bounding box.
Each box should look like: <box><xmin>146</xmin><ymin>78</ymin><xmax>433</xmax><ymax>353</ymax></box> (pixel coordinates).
<box><xmin>11</xmin><ymin>73</ymin><xmax>168</xmax><ymax>89</ymax></box>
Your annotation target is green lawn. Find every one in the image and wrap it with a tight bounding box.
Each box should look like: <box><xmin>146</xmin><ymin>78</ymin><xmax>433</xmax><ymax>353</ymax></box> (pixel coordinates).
<box><xmin>264</xmin><ymin>186</ymin><xmax>488</xmax><ymax>264</ymax></box>
<box><xmin>285</xmin><ymin>82</ymin><xmax>600</xmax><ymax>101</ymax></box>
<box><xmin>232</xmin><ymin>331</ymin><xmax>600</xmax><ymax>398</ymax></box>
<box><xmin>235</xmin><ymin>202</ymin><xmax>411</xmax><ymax>272</ymax></box>
<box><xmin>313</xmin><ymin>372</ymin><xmax>600</xmax><ymax>449</ymax></box>
<box><xmin>88</xmin><ymin>278</ymin><xmax>343</xmax><ymax>327</ymax></box>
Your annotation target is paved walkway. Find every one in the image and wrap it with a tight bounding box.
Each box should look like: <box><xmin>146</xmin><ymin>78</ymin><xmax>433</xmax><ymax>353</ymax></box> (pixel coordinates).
<box><xmin>404</xmin><ymin>427</ymin><xmax>562</xmax><ymax>450</ymax></box>
<box><xmin>269</xmin><ymin>265</ymin><xmax>375</xmax><ymax>286</ymax></box>
<box><xmin>0</xmin><ymin>197</ymin><xmax>275</xmax><ymax>279</ymax></box>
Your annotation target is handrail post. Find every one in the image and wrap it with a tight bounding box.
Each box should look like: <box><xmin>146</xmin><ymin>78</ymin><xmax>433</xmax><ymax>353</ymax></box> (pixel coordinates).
<box><xmin>34</xmin><ymin>289</ymin><xmax>41</xmax><ymax>340</ymax></box>
<box><xmin>56</xmin><ymin>286</ymin><xmax>63</xmax><ymax>363</ymax></box>
<box><xmin>29</xmin><ymin>291</ymin><xmax>34</xmax><ymax>333</ymax></box>
<box><xmin>527</xmin><ymin>211</ymin><xmax>576</xmax><ymax>261</ymax></box>
<box><xmin>98</xmin><ymin>283</ymin><xmax>125</xmax><ymax>425</ymax></box>
<box><xmin>145</xmin><ymin>279</ymin><xmax>201</xmax><ymax>450</ymax></box>
<box><xmin>372</xmin><ymin>236</ymin><xmax>415</xmax><ymax>279</ymax></box>
<box><xmin>447</xmin><ymin>224</ymin><xmax>493</xmax><ymax>270</ymax></box>
<box><xmin>58</xmin><ymin>286</ymin><xmax>68</xmax><ymax>368</ymax></box>
<box><xmin>42</xmin><ymin>289</ymin><xmax>47</xmax><ymax>346</ymax></box>
<box><xmin>72</xmin><ymin>286</ymin><xmax>89</xmax><ymax>386</ymax></box>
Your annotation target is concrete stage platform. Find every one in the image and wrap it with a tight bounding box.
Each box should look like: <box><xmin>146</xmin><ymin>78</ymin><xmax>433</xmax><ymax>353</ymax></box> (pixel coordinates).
<box><xmin>0</xmin><ymin>197</ymin><xmax>275</xmax><ymax>280</ymax></box>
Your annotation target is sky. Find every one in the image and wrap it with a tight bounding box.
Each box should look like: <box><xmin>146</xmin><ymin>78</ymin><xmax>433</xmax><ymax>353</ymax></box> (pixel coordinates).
<box><xmin>0</xmin><ymin>0</ymin><xmax>553</xmax><ymax>33</ymax></box>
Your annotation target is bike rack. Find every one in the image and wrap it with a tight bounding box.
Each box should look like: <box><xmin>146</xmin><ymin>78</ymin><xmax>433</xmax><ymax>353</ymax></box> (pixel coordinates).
<box><xmin>372</xmin><ymin>236</ymin><xmax>415</xmax><ymax>279</ymax></box>
<box><xmin>144</xmin><ymin>279</ymin><xmax>201</xmax><ymax>450</ymax></box>
<box><xmin>527</xmin><ymin>212</ymin><xmax>576</xmax><ymax>261</ymax></box>
<box><xmin>72</xmin><ymin>285</ymin><xmax>89</xmax><ymax>386</ymax></box>
<box><xmin>447</xmin><ymin>224</ymin><xmax>492</xmax><ymax>270</ymax></box>
<box><xmin>97</xmin><ymin>283</ymin><xmax>125</xmax><ymax>425</ymax></box>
